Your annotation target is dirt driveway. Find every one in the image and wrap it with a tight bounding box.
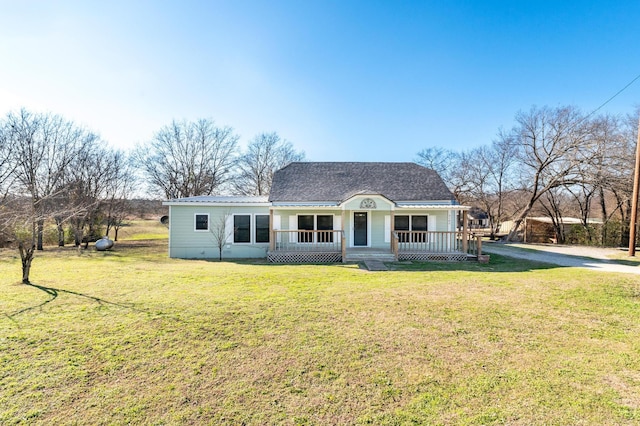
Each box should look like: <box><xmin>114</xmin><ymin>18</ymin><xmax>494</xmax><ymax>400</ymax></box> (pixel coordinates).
<box><xmin>481</xmin><ymin>241</ymin><xmax>640</xmax><ymax>275</ymax></box>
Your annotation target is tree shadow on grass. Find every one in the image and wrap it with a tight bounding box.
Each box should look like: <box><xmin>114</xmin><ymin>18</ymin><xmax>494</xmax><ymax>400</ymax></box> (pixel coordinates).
<box><xmin>6</xmin><ymin>282</ymin><xmax>150</xmax><ymax>320</ymax></box>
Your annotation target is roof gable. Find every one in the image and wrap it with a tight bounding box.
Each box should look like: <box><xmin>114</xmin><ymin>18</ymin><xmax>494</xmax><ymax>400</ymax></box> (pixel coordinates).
<box><xmin>268</xmin><ymin>162</ymin><xmax>455</xmax><ymax>203</ymax></box>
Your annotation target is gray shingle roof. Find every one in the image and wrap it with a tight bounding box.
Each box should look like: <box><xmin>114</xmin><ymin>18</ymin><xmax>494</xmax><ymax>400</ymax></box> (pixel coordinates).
<box><xmin>268</xmin><ymin>162</ymin><xmax>455</xmax><ymax>203</ymax></box>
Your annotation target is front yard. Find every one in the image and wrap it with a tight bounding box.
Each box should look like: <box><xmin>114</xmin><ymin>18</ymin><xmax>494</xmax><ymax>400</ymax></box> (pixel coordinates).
<box><xmin>1</xmin><ymin>232</ymin><xmax>639</xmax><ymax>424</ymax></box>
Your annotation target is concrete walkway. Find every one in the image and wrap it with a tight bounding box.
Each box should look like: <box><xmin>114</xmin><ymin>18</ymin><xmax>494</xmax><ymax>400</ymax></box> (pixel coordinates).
<box><xmin>363</xmin><ymin>259</ymin><xmax>389</xmax><ymax>271</ymax></box>
<box><xmin>482</xmin><ymin>242</ymin><xmax>640</xmax><ymax>275</ymax></box>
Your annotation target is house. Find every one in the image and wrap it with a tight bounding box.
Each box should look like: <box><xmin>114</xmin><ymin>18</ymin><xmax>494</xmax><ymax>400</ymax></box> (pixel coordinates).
<box><xmin>163</xmin><ymin>162</ymin><xmax>475</xmax><ymax>262</ymax></box>
<box><xmin>468</xmin><ymin>207</ymin><xmax>489</xmax><ymax>230</ymax></box>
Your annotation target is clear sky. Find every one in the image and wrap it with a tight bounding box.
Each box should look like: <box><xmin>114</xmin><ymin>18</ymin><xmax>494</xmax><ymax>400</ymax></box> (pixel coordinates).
<box><xmin>2</xmin><ymin>1</ymin><xmax>640</xmax><ymax>161</ymax></box>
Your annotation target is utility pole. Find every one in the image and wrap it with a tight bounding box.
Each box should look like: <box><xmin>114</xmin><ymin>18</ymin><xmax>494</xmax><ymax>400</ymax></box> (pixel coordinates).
<box><xmin>628</xmin><ymin>120</ymin><xmax>640</xmax><ymax>256</ymax></box>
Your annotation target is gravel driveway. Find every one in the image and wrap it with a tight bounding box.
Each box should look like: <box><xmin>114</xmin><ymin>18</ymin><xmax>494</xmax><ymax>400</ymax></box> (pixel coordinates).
<box><xmin>481</xmin><ymin>242</ymin><xmax>640</xmax><ymax>275</ymax></box>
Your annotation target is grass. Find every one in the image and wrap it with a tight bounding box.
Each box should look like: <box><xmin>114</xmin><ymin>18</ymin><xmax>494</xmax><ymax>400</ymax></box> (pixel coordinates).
<box><xmin>113</xmin><ymin>219</ymin><xmax>169</xmax><ymax>241</ymax></box>
<box><xmin>1</xmin><ymin>225</ymin><xmax>640</xmax><ymax>424</ymax></box>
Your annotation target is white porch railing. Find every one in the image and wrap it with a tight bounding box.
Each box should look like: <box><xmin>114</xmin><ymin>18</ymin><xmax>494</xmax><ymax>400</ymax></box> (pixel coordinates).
<box><xmin>270</xmin><ymin>230</ymin><xmax>345</xmax><ymax>252</ymax></box>
<box><xmin>269</xmin><ymin>230</ymin><xmax>346</xmax><ymax>263</ymax></box>
<box><xmin>267</xmin><ymin>230</ymin><xmax>481</xmax><ymax>263</ymax></box>
<box><xmin>393</xmin><ymin>231</ymin><xmax>480</xmax><ymax>257</ymax></box>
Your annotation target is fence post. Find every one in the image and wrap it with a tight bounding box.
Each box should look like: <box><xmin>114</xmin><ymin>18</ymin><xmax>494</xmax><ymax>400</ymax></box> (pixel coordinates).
<box><xmin>476</xmin><ymin>234</ymin><xmax>482</xmax><ymax>256</ymax></box>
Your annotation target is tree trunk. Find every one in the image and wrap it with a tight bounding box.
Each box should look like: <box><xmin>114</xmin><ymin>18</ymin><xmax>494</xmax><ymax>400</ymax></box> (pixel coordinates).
<box><xmin>18</xmin><ymin>242</ymin><xmax>35</xmax><ymax>284</ymax></box>
<box><xmin>37</xmin><ymin>219</ymin><xmax>44</xmax><ymax>250</ymax></box>
<box><xmin>56</xmin><ymin>219</ymin><xmax>65</xmax><ymax>247</ymax></box>
<box><xmin>599</xmin><ymin>187</ymin><xmax>607</xmax><ymax>246</ymax></box>
<box><xmin>506</xmin><ymin>200</ymin><xmax>536</xmax><ymax>242</ymax></box>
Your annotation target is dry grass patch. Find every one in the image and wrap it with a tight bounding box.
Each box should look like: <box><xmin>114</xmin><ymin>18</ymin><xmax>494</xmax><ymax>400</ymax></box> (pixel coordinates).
<box><xmin>1</xmin><ymin>237</ymin><xmax>640</xmax><ymax>424</ymax></box>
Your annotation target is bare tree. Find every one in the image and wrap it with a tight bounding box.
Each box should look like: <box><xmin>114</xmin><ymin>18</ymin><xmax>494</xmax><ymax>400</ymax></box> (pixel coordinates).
<box><xmin>460</xmin><ymin>140</ymin><xmax>517</xmax><ymax>239</ymax></box>
<box><xmin>538</xmin><ymin>187</ymin><xmax>573</xmax><ymax>244</ymax></box>
<box><xmin>415</xmin><ymin>147</ymin><xmax>464</xmax><ymax>196</ymax></box>
<box><xmin>104</xmin><ymin>151</ymin><xmax>136</xmax><ymax>241</ymax></box>
<box><xmin>210</xmin><ymin>211</ymin><xmax>232</xmax><ymax>260</ymax></box>
<box><xmin>134</xmin><ymin>119</ymin><xmax>239</xmax><ymax>199</ymax></box>
<box><xmin>233</xmin><ymin>133</ymin><xmax>305</xmax><ymax>196</ymax></box>
<box><xmin>0</xmin><ymin>109</ymin><xmax>98</xmax><ymax>282</ymax></box>
<box><xmin>503</xmin><ymin>106</ymin><xmax>591</xmax><ymax>241</ymax></box>
<box><xmin>7</xmin><ymin>109</ymin><xmax>96</xmax><ymax>250</ymax></box>
<box><xmin>0</xmin><ymin>122</ymin><xmax>16</xmax><ymax>200</ymax></box>
<box><xmin>63</xmin><ymin>143</ymin><xmax>124</xmax><ymax>248</ymax></box>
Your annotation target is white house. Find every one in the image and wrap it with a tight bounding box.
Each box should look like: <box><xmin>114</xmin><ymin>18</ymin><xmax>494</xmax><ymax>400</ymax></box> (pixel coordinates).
<box><xmin>163</xmin><ymin>162</ymin><xmax>474</xmax><ymax>262</ymax></box>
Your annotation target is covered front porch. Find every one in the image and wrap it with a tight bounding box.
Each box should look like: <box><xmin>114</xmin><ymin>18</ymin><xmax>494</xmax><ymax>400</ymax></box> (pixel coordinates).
<box><xmin>266</xmin><ymin>225</ymin><xmax>483</xmax><ymax>263</ymax></box>
<box><xmin>267</xmin><ymin>195</ymin><xmax>477</xmax><ymax>263</ymax></box>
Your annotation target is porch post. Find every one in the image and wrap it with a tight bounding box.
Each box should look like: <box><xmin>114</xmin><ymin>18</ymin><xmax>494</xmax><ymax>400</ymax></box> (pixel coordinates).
<box><xmin>390</xmin><ymin>210</ymin><xmax>395</xmax><ymax>253</ymax></box>
<box><xmin>269</xmin><ymin>209</ymin><xmax>275</xmax><ymax>251</ymax></box>
<box><xmin>462</xmin><ymin>210</ymin><xmax>469</xmax><ymax>253</ymax></box>
<box><xmin>341</xmin><ymin>209</ymin><xmax>346</xmax><ymax>246</ymax></box>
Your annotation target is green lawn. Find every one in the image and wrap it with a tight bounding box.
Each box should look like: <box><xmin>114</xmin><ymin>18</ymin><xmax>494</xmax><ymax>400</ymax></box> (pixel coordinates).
<box><xmin>1</xmin><ymin>233</ymin><xmax>640</xmax><ymax>424</ymax></box>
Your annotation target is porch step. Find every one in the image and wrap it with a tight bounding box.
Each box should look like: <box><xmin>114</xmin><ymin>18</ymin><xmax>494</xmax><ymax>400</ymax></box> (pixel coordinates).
<box><xmin>345</xmin><ymin>252</ymin><xmax>395</xmax><ymax>262</ymax></box>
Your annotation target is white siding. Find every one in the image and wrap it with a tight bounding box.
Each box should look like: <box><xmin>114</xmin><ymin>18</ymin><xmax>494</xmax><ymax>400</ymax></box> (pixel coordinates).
<box><xmin>384</xmin><ymin>215</ymin><xmax>390</xmax><ymax>243</ymax></box>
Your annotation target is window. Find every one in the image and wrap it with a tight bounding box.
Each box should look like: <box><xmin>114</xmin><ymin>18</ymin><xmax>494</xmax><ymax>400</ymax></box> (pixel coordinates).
<box><xmin>234</xmin><ymin>215</ymin><xmax>251</xmax><ymax>243</ymax></box>
<box><xmin>298</xmin><ymin>215</ymin><xmax>314</xmax><ymax>243</ymax></box>
<box><xmin>412</xmin><ymin>215</ymin><xmax>428</xmax><ymax>242</ymax></box>
<box><xmin>255</xmin><ymin>215</ymin><xmax>270</xmax><ymax>243</ymax></box>
<box><xmin>394</xmin><ymin>215</ymin><xmax>428</xmax><ymax>242</ymax></box>
<box><xmin>195</xmin><ymin>214</ymin><xmax>209</xmax><ymax>231</ymax></box>
<box><xmin>317</xmin><ymin>215</ymin><xmax>334</xmax><ymax>242</ymax></box>
<box><xmin>394</xmin><ymin>215</ymin><xmax>409</xmax><ymax>242</ymax></box>
<box><xmin>297</xmin><ymin>214</ymin><xmax>334</xmax><ymax>243</ymax></box>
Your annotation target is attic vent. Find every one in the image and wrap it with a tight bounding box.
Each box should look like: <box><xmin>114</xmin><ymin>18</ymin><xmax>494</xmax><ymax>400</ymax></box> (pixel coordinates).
<box><xmin>360</xmin><ymin>198</ymin><xmax>376</xmax><ymax>209</ymax></box>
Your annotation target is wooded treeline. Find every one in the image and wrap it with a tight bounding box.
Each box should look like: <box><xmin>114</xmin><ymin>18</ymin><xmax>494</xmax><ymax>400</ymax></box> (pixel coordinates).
<box><xmin>416</xmin><ymin>105</ymin><xmax>640</xmax><ymax>246</ymax></box>
<box><xmin>0</xmin><ymin>108</ymin><xmax>303</xmax><ymax>283</ymax></box>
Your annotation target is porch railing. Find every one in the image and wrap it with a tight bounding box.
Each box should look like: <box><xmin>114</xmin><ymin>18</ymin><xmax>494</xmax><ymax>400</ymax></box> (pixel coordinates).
<box><xmin>270</xmin><ymin>230</ymin><xmax>345</xmax><ymax>252</ymax></box>
<box><xmin>268</xmin><ymin>229</ymin><xmax>481</xmax><ymax>262</ymax></box>
<box><xmin>392</xmin><ymin>231</ymin><xmax>481</xmax><ymax>257</ymax></box>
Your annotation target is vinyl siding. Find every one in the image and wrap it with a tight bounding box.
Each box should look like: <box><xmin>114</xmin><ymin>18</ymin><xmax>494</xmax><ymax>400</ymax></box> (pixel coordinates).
<box><xmin>168</xmin><ymin>205</ymin><xmax>271</xmax><ymax>259</ymax></box>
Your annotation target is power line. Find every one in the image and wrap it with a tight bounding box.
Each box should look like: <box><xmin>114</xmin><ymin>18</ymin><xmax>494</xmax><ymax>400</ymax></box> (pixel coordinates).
<box><xmin>584</xmin><ymin>71</ymin><xmax>640</xmax><ymax>121</ymax></box>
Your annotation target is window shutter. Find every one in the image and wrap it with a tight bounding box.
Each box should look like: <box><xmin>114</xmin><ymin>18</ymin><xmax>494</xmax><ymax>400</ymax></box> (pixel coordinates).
<box><xmin>334</xmin><ymin>215</ymin><xmax>341</xmax><ymax>230</ymax></box>
<box><xmin>225</xmin><ymin>215</ymin><xmax>234</xmax><ymax>244</ymax></box>
<box><xmin>384</xmin><ymin>215</ymin><xmax>390</xmax><ymax>243</ymax></box>
<box><xmin>430</xmin><ymin>215</ymin><xmax>435</xmax><ymax>231</ymax></box>
<box><xmin>289</xmin><ymin>216</ymin><xmax>297</xmax><ymax>243</ymax></box>
<box><xmin>273</xmin><ymin>215</ymin><xmax>281</xmax><ymax>243</ymax></box>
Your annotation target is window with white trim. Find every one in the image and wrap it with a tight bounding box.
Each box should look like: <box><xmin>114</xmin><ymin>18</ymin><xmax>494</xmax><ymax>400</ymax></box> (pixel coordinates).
<box><xmin>317</xmin><ymin>215</ymin><xmax>334</xmax><ymax>243</ymax></box>
<box><xmin>255</xmin><ymin>215</ymin><xmax>270</xmax><ymax>243</ymax></box>
<box><xmin>297</xmin><ymin>214</ymin><xmax>334</xmax><ymax>243</ymax></box>
<box><xmin>234</xmin><ymin>215</ymin><xmax>251</xmax><ymax>243</ymax></box>
<box><xmin>230</xmin><ymin>214</ymin><xmax>270</xmax><ymax>244</ymax></box>
<box><xmin>195</xmin><ymin>213</ymin><xmax>209</xmax><ymax>231</ymax></box>
<box><xmin>394</xmin><ymin>215</ymin><xmax>428</xmax><ymax>242</ymax></box>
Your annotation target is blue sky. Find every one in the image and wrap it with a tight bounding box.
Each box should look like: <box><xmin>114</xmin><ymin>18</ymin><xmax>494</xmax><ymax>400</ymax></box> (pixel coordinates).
<box><xmin>1</xmin><ymin>1</ymin><xmax>639</xmax><ymax>161</ymax></box>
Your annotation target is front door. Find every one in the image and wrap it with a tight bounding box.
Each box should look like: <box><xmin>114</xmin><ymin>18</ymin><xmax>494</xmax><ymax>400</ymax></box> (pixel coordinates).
<box><xmin>354</xmin><ymin>212</ymin><xmax>367</xmax><ymax>246</ymax></box>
